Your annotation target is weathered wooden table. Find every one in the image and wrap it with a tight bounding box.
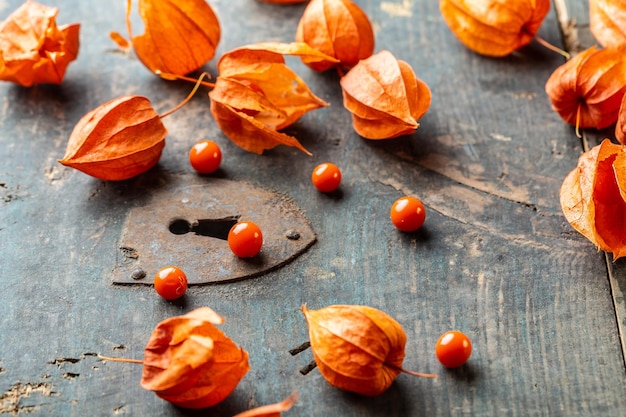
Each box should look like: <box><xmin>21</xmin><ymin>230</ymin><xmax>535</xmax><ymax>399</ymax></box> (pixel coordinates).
<box><xmin>2</xmin><ymin>0</ymin><xmax>625</xmax><ymax>415</ymax></box>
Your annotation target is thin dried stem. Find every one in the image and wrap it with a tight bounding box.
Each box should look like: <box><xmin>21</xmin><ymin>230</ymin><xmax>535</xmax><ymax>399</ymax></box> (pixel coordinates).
<box><xmin>155</xmin><ymin>70</ymin><xmax>216</xmax><ymax>89</ymax></box>
<box><xmin>158</xmin><ymin>72</ymin><xmax>213</xmax><ymax>119</ymax></box>
<box><xmin>534</xmin><ymin>36</ymin><xmax>570</xmax><ymax>60</ymax></box>
<box><xmin>399</xmin><ymin>368</ymin><xmax>438</xmax><ymax>378</ymax></box>
<box><xmin>98</xmin><ymin>354</ymin><xmax>144</xmax><ymax>365</ymax></box>
<box><xmin>575</xmin><ymin>103</ymin><xmax>582</xmax><ymax>139</ymax></box>
<box><xmin>125</xmin><ymin>0</ymin><xmax>133</xmax><ymax>42</ymax></box>
<box><xmin>386</xmin><ymin>363</ymin><xmax>437</xmax><ymax>379</ymax></box>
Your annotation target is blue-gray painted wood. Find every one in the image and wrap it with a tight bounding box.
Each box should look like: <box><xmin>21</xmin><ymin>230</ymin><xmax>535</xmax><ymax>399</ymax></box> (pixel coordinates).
<box><xmin>1</xmin><ymin>0</ymin><xmax>625</xmax><ymax>416</ymax></box>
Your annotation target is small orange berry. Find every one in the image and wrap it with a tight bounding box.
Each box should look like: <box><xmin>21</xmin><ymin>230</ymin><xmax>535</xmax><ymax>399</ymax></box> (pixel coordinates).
<box><xmin>312</xmin><ymin>162</ymin><xmax>342</xmax><ymax>192</ymax></box>
<box><xmin>390</xmin><ymin>196</ymin><xmax>426</xmax><ymax>232</ymax></box>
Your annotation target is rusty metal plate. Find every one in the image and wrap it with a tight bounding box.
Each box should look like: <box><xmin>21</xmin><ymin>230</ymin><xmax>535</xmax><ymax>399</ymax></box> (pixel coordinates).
<box><xmin>112</xmin><ymin>177</ymin><xmax>316</xmax><ymax>285</ymax></box>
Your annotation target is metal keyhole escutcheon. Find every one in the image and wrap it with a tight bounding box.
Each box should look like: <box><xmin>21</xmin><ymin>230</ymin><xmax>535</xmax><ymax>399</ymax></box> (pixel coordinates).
<box><xmin>113</xmin><ymin>178</ymin><xmax>316</xmax><ymax>285</ymax></box>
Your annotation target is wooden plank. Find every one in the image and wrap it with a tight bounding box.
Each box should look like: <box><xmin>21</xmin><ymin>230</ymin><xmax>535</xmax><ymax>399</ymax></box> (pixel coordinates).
<box><xmin>0</xmin><ymin>0</ymin><xmax>625</xmax><ymax>416</ymax></box>
<box><xmin>559</xmin><ymin>0</ymin><xmax>626</xmax><ymax>365</ymax></box>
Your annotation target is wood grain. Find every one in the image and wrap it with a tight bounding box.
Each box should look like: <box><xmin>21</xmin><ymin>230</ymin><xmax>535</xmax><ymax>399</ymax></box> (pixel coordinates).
<box><xmin>0</xmin><ymin>0</ymin><xmax>625</xmax><ymax>416</ymax></box>
<box><xmin>560</xmin><ymin>0</ymin><xmax>626</xmax><ymax>369</ymax></box>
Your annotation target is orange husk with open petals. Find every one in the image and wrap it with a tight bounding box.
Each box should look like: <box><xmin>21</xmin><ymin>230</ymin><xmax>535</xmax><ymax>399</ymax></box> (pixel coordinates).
<box><xmin>301</xmin><ymin>304</ymin><xmax>435</xmax><ymax>396</ymax></box>
<box><xmin>590</xmin><ymin>0</ymin><xmax>626</xmax><ymax>49</ymax></box>
<box><xmin>439</xmin><ymin>0</ymin><xmax>550</xmax><ymax>57</ymax></box>
<box><xmin>124</xmin><ymin>0</ymin><xmax>220</xmax><ymax>75</ymax></box>
<box><xmin>296</xmin><ymin>0</ymin><xmax>374</xmax><ymax>71</ymax></box>
<box><xmin>340</xmin><ymin>50</ymin><xmax>431</xmax><ymax>140</ymax></box>
<box><xmin>232</xmin><ymin>392</ymin><xmax>298</xmax><ymax>417</ymax></box>
<box><xmin>560</xmin><ymin>139</ymin><xmax>626</xmax><ymax>260</ymax></box>
<box><xmin>545</xmin><ymin>46</ymin><xmax>626</xmax><ymax>130</ymax></box>
<box><xmin>0</xmin><ymin>0</ymin><xmax>79</xmax><ymax>87</ymax></box>
<box><xmin>141</xmin><ymin>307</ymin><xmax>250</xmax><ymax>409</ymax></box>
<box><xmin>617</xmin><ymin>95</ymin><xmax>626</xmax><ymax>145</ymax></box>
<box><xmin>59</xmin><ymin>96</ymin><xmax>166</xmax><ymax>181</ymax></box>
<box><xmin>209</xmin><ymin>42</ymin><xmax>337</xmax><ymax>154</ymax></box>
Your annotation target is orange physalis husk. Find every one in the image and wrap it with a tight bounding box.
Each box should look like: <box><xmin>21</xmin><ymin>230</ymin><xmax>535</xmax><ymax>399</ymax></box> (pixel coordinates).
<box><xmin>124</xmin><ymin>0</ymin><xmax>220</xmax><ymax>75</ymax></box>
<box><xmin>590</xmin><ymin>0</ymin><xmax>626</xmax><ymax>49</ymax></box>
<box><xmin>232</xmin><ymin>392</ymin><xmax>298</xmax><ymax>417</ymax></box>
<box><xmin>295</xmin><ymin>0</ymin><xmax>375</xmax><ymax>71</ymax></box>
<box><xmin>59</xmin><ymin>96</ymin><xmax>166</xmax><ymax>181</ymax></box>
<box><xmin>340</xmin><ymin>50</ymin><xmax>431</xmax><ymax>140</ymax></box>
<box><xmin>560</xmin><ymin>139</ymin><xmax>626</xmax><ymax>260</ymax></box>
<box><xmin>0</xmin><ymin>0</ymin><xmax>79</xmax><ymax>87</ymax></box>
<box><xmin>209</xmin><ymin>42</ymin><xmax>337</xmax><ymax>154</ymax></box>
<box><xmin>545</xmin><ymin>46</ymin><xmax>626</xmax><ymax>131</ymax></box>
<box><xmin>301</xmin><ymin>304</ymin><xmax>436</xmax><ymax>396</ymax></box>
<box><xmin>616</xmin><ymin>95</ymin><xmax>626</xmax><ymax>145</ymax></box>
<box><xmin>439</xmin><ymin>0</ymin><xmax>550</xmax><ymax>57</ymax></box>
<box><xmin>141</xmin><ymin>307</ymin><xmax>250</xmax><ymax>409</ymax></box>
<box><xmin>60</xmin><ymin>74</ymin><xmax>208</xmax><ymax>180</ymax></box>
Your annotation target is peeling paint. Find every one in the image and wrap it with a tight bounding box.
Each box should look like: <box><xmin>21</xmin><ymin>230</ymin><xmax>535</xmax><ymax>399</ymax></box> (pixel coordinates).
<box><xmin>381</xmin><ymin>0</ymin><xmax>413</xmax><ymax>17</ymax></box>
<box><xmin>0</xmin><ymin>382</ymin><xmax>56</xmax><ymax>415</ymax></box>
<box><xmin>490</xmin><ymin>133</ymin><xmax>512</xmax><ymax>142</ymax></box>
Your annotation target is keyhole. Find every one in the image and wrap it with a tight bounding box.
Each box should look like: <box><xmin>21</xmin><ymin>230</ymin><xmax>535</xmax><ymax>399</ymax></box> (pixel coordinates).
<box><xmin>168</xmin><ymin>216</ymin><xmax>240</xmax><ymax>240</ymax></box>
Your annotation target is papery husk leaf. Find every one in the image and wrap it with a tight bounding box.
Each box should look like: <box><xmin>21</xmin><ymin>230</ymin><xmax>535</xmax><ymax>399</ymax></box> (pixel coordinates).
<box><xmin>301</xmin><ymin>304</ymin><xmax>408</xmax><ymax>396</ymax></box>
<box><xmin>0</xmin><ymin>1</ymin><xmax>79</xmax><ymax>86</ymax></box>
<box><xmin>210</xmin><ymin>77</ymin><xmax>288</xmax><ymax>130</ymax></box>
<box><xmin>109</xmin><ymin>31</ymin><xmax>131</xmax><ymax>52</ymax></box>
<box><xmin>59</xmin><ymin>95</ymin><xmax>166</xmax><ymax>181</ymax></box>
<box><xmin>590</xmin><ymin>0</ymin><xmax>626</xmax><ymax>49</ymax></box>
<box><xmin>209</xmin><ymin>43</ymin><xmax>330</xmax><ymax>154</ymax></box>
<box><xmin>439</xmin><ymin>0</ymin><xmax>550</xmax><ymax>57</ymax></box>
<box><xmin>217</xmin><ymin>42</ymin><xmax>339</xmax><ymax>77</ymax></box>
<box><xmin>616</xmin><ymin>94</ymin><xmax>626</xmax><ymax>145</ymax></box>
<box><xmin>128</xmin><ymin>0</ymin><xmax>220</xmax><ymax>75</ymax></box>
<box><xmin>225</xmin><ymin>64</ymin><xmax>327</xmax><ymax>130</ymax></box>
<box><xmin>340</xmin><ymin>51</ymin><xmax>430</xmax><ymax>139</ymax></box>
<box><xmin>232</xmin><ymin>392</ymin><xmax>298</xmax><ymax>417</ymax></box>
<box><xmin>560</xmin><ymin>139</ymin><xmax>626</xmax><ymax>260</ymax></box>
<box><xmin>545</xmin><ymin>46</ymin><xmax>626</xmax><ymax>130</ymax></box>
<box><xmin>296</xmin><ymin>0</ymin><xmax>374</xmax><ymax>71</ymax></box>
<box><xmin>217</xmin><ymin>46</ymin><xmax>329</xmax><ymax>130</ymax></box>
<box><xmin>141</xmin><ymin>307</ymin><xmax>250</xmax><ymax>409</ymax></box>
<box><xmin>209</xmin><ymin>98</ymin><xmax>311</xmax><ymax>155</ymax></box>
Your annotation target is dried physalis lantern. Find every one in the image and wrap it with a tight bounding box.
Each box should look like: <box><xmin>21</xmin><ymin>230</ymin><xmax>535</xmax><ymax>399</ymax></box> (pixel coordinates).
<box><xmin>60</xmin><ymin>75</ymin><xmax>206</xmax><ymax>180</ymax></box>
<box><xmin>300</xmin><ymin>304</ymin><xmax>436</xmax><ymax>396</ymax></box>
<box><xmin>340</xmin><ymin>50</ymin><xmax>431</xmax><ymax>140</ymax></box>
<box><xmin>0</xmin><ymin>0</ymin><xmax>79</xmax><ymax>86</ymax></box>
<box><xmin>590</xmin><ymin>0</ymin><xmax>626</xmax><ymax>49</ymax></box>
<box><xmin>139</xmin><ymin>308</ymin><xmax>250</xmax><ymax>409</ymax></box>
<box><xmin>114</xmin><ymin>0</ymin><xmax>220</xmax><ymax>75</ymax></box>
<box><xmin>296</xmin><ymin>0</ymin><xmax>374</xmax><ymax>71</ymax></box>
<box><xmin>560</xmin><ymin>139</ymin><xmax>626</xmax><ymax>260</ymax></box>
<box><xmin>439</xmin><ymin>0</ymin><xmax>550</xmax><ymax>57</ymax></box>
<box><xmin>207</xmin><ymin>42</ymin><xmax>338</xmax><ymax>154</ymax></box>
<box><xmin>545</xmin><ymin>46</ymin><xmax>626</xmax><ymax>131</ymax></box>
